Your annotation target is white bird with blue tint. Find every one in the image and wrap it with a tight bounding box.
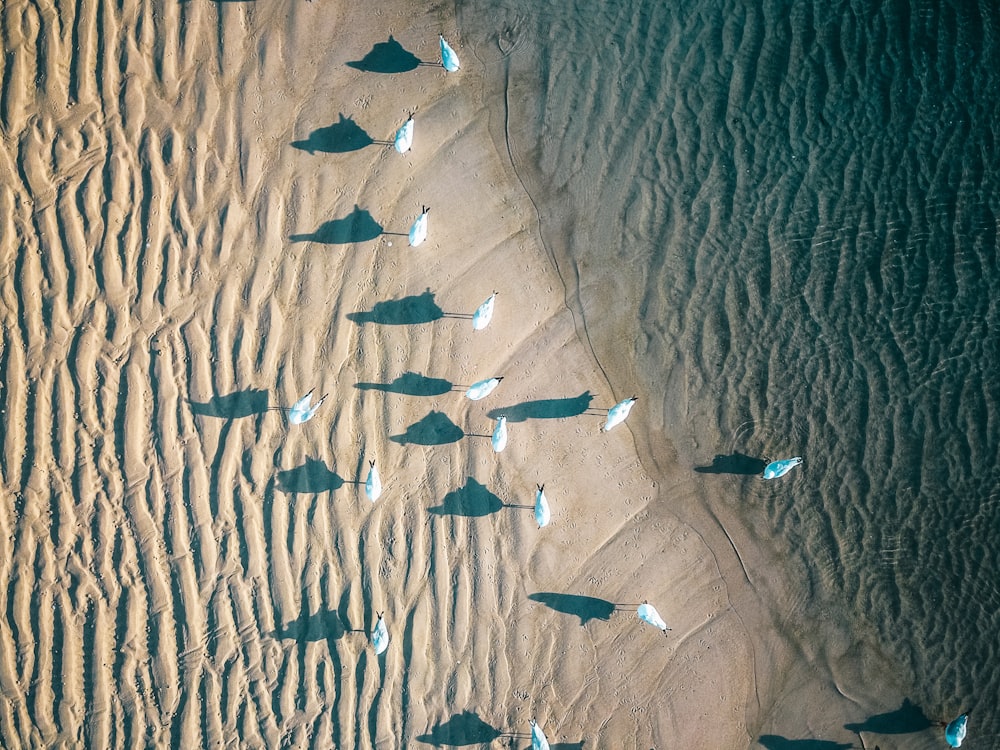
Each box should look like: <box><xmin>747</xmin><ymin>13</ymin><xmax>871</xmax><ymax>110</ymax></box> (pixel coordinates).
<box><xmin>491</xmin><ymin>415</ymin><xmax>508</xmax><ymax>453</ymax></box>
<box><xmin>409</xmin><ymin>205</ymin><xmax>429</xmax><ymax>247</ymax></box>
<box><xmin>637</xmin><ymin>601</ymin><xmax>670</xmax><ymax>635</ymax></box>
<box><xmin>602</xmin><ymin>395</ymin><xmax>637</xmax><ymax>432</ymax></box>
<box><xmin>465</xmin><ymin>376</ymin><xmax>502</xmax><ymax>401</ymax></box>
<box><xmin>372</xmin><ymin>612</ymin><xmax>389</xmax><ymax>655</ymax></box>
<box><xmin>394</xmin><ymin>114</ymin><xmax>413</xmax><ymax>154</ymax></box>
<box><xmin>288</xmin><ymin>390</ymin><xmax>326</xmax><ymax>424</ymax></box>
<box><xmin>534</xmin><ymin>484</ymin><xmax>550</xmax><ymax>528</ymax></box>
<box><xmin>762</xmin><ymin>456</ymin><xmax>802</xmax><ymax>480</ymax></box>
<box><xmin>529</xmin><ymin>719</ymin><xmax>550</xmax><ymax>750</ymax></box>
<box><xmin>944</xmin><ymin>712</ymin><xmax>969</xmax><ymax>747</ymax></box>
<box><xmin>440</xmin><ymin>35</ymin><xmax>460</xmax><ymax>72</ymax></box>
<box><xmin>365</xmin><ymin>460</ymin><xmax>382</xmax><ymax>502</ymax></box>
<box><xmin>472</xmin><ymin>291</ymin><xmax>497</xmax><ymax>331</ymax></box>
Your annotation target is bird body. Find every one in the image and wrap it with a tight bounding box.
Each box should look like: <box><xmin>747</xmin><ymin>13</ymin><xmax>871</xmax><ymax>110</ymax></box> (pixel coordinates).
<box><xmin>472</xmin><ymin>292</ymin><xmax>496</xmax><ymax>330</ymax></box>
<box><xmin>637</xmin><ymin>602</ymin><xmax>670</xmax><ymax>634</ymax></box>
<box><xmin>945</xmin><ymin>712</ymin><xmax>969</xmax><ymax>747</ymax></box>
<box><xmin>529</xmin><ymin>719</ymin><xmax>550</xmax><ymax>750</ymax></box>
<box><xmin>372</xmin><ymin>613</ymin><xmax>390</xmax><ymax>655</ymax></box>
<box><xmin>394</xmin><ymin>115</ymin><xmax>413</xmax><ymax>154</ymax></box>
<box><xmin>440</xmin><ymin>35</ymin><xmax>461</xmax><ymax>72</ymax></box>
<box><xmin>603</xmin><ymin>396</ymin><xmax>637</xmax><ymax>432</ymax></box>
<box><xmin>288</xmin><ymin>390</ymin><xmax>326</xmax><ymax>424</ymax></box>
<box><xmin>409</xmin><ymin>206</ymin><xmax>429</xmax><ymax>247</ymax></box>
<box><xmin>465</xmin><ymin>376</ymin><xmax>502</xmax><ymax>401</ymax></box>
<box><xmin>534</xmin><ymin>484</ymin><xmax>551</xmax><ymax>528</ymax></box>
<box><xmin>762</xmin><ymin>457</ymin><xmax>802</xmax><ymax>480</ymax></box>
<box><xmin>365</xmin><ymin>460</ymin><xmax>382</xmax><ymax>502</ymax></box>
<box><xmin>492</xmin><ymin>416</ymin><xmax>508</xmax><ymax>453</ymax></box>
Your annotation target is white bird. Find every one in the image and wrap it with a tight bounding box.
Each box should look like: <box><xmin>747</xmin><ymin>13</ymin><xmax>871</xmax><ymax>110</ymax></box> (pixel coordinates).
<box><xmin>372</xmin><ymin>612</ymin><xmax>390</xmax><ymax>655</ymax></box>
<box><xmin>637</xmin><ymin>601</ymin><xmax>670</xmax><ymax>635</ymax></box>
<box><xmin>602</xmin><ymin>395</ymin><xmax>637</xmax><ymax>432</ymax></box>
<box><xmin>465</xmin><ymin>376</ymin><xmax>502</xmax><ymax>401</ymax></box>
<box><xmin>534</xmin><ymin>484</ymin><xmax>551</xmax><ymax>528</ymax></box>
<box><xmin>365</xmin><ymin>460</ymin><xmax>382</xmax><ymax>502</ymax></box>
<box><xmin>529</xmin><ymin>719</ymin><xmax>550</xmax><ymax>750</ymax></box>
<box><xmin>394</xmin><ymin>114</ymin><xmax>414</xmax><ymax>154</ymax></box>
<box><xmin>491</xmin><ymin>415</ymin><xmax>508</xmax><ymax>453</ymax></box>
<box><xmin>472</xmin><ymin>291</ymin><xmax>497</xmax><ymax>330</ymax></box>
<box><xmin>440</xmin><ymin>35</ymin><xmax>461</xmax><ymax>72</ymax></box>
<box><xmin>409</xmin><ymin>205</ymin><xmax>429</xmax><ymax>247</ymax></box>
<box><xmin>945</xmin><ymin>712</ymin><xmax>970</xmax><ymax>747</ymax></box>
<box><xmin>288</xmin><ymin>390</ymin><xmax>326</xmax><ymax>425</ymax></box>
<box><xmin>762</xmin><ymin>456</ymin><xmax>802</xmax><ymax>480</ymax></box>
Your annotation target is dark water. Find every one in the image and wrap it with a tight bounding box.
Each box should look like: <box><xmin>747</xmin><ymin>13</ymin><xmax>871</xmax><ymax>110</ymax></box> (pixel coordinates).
<box><xmin>462</xmin><ymin>0</ymin><xmax>1000</xmax><ymax>745</ymax></box>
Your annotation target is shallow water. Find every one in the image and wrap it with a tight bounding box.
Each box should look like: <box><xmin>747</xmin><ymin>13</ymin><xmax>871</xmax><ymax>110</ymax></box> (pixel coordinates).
<box><xmin>462</xmin><ymin>0</ymin><xmax>1000</xmax><ymax>743</ymax></box>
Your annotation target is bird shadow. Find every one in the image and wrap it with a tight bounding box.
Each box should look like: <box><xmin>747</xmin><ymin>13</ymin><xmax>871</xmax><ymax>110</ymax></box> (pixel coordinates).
<box><xmin>346</xmin><ymin>35</ymin><xmax>424</xmax><ymax>73</ymax></box>
<box><xmin>694</xmin><ymin>452</ymin><xmax>767</xmax><ymax>475</ymax></box>
<box><xmin>276</xmin><ymin>457</ymin><xmax>345</xmax><ymax>493</ymax></box>
<box><xmin>347</xmin><ymin>289</ymin><xmax>444</xmax><ymax>325</ymax></box>
<box><xmin>290</xmin><ymin>204</ymin><xmax>383</xmax><ymax>244</ymax></box>
<box><xmin>428</xmin><ymin>478</ymin><xmax>502</xmax><ymax>517</ymax></box>
<box><xmin>843</xmin><ymin>698</ymin><xmax>933</xmax><ymax>735</ymax></box>
<box><xmin>486</xmin><ymin>391</ymin><xmax>594</xmax><ymax>423</ymax></box>
<box><xmin>355</xmin><ymin>371</ymin><xmax>453</xmax><ymax>396</ymax></box>
<box><xmin>757</xmin><ymin>737</ymin><xmax>853</xmax><ymax>750</ymax></box>
<box><xmin>390</xmin><ymin>411</ymin><xmax>464</xmax><ymax>446</ymax></box>
<box><xmin>189</xmin><ymin>389</ymin><xmax>269</xmax><ymax>418</ymax></box>
<box><xmin>416</xmin><ymin>710</ymin><xmax>502</xmax><ymax>746</ymax></box>
<box><xmin>272</xmin><ymin>609</ymin><xmax>351</xmax><ymax>645</ymax></box>
<box><xmin>292</xmin><ymin>114</ymin><xmax>383</xmax><ymax>154</ymax></box>
<box><xmin>528</xmin><ymin>593</ymin><xmax>616</xmax><ymax>625</ymax></box>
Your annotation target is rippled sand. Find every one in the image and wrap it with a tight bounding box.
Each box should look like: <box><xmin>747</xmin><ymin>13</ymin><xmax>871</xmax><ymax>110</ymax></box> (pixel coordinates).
<box><xmin>0</xmin><ymin>1</ymin><xmax>770</xmax><ymax>747</ymax></box>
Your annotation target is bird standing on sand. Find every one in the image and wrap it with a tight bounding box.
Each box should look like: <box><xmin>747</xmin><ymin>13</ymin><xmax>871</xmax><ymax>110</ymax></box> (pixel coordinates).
<box><xmin>472</xmin><ymin>291</ymin><xmax>497</xmax><ymax>330</ymax></box>
<box><xmin>534</xmin><ymin>484</ymin><xmax>551</xmax><ymax>528</ymax></box>
<box><xmin>394</xmin><ymin>114</ymin><xmax>414</xmax><ymax>154</ymax></box>
<box><xmin>372</xmin><ymin>612</ymin><xmax>390</xmax><ymax>655</ymax></box>
<box><xmin>288</xmin><ymin>390</ymin><xmax>326</xmax><ymax>424</ymax></box>
<box><xmin>491</xmin><ymin>415</ymin><xmax>508</xmax><ymax>453</ymax></box>
<box><xmin>409</xmin><ymin>206</ymin><xmax>429</xmax><ymax>247</ymax></box>
<box><xmin>440</xmin><ymin>35</ymin><xmax>461</xmax><ymax>72</ymax></box>
<box><xmin>529</xmin><ymin>718</ymin><xmax>550</xmax><ymax>750</ymax></box>
<box><xmin>637</xmin><ymin>601</ymin><xmax>671</xmax><ymax>635</ymax></box>
<box><xmin>943</xmin><ymin>711</ymin><xmax>970</xmax><ymax>747</ymax></box>
<box><xmin>465</xmin><ymin>376</ymin><xmax>502</xmax><ymax>401</ymax></box>
<box><xmin>602</xmin><ymin>396</ymin><xmax>637</xmax><ymax>432</ymax></box>
<box><xmin>365</xmin><ymin>460</ymin><xmax>382</xmax><ymax>502</ymax></box>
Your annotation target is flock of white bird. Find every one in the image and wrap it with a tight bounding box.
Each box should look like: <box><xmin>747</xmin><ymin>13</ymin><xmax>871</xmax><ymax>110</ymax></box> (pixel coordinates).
<box><xmin>279</xmin><ymin>33</ymin><xmax>847</xmax><ymax>750</ymax></box>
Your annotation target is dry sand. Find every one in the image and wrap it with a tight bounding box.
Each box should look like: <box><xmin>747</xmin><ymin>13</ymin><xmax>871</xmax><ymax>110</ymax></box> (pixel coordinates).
<box><xmin>0</xmin><ymin>1</ymin><xmax>888</xmax><ymax>748</ymax></box>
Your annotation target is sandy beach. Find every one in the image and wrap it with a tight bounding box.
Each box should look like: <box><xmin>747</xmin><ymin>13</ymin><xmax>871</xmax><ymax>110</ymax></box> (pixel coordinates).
<box><xmin>0</xmin><ymin>0</ymin><xmax>934</xmax><ymax>748</ymax></box>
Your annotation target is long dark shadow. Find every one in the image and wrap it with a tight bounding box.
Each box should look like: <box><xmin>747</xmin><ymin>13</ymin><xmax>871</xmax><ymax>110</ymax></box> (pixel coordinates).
<box><xmin>290</xmin><ymin>204</ymin><xmax>383</xmax><ymax>244</ymax></box>
<box><xmin>189</xmin><ymin>389</ymin><xmax>269</xmax><ymax>418</ymax></box>
<box><xmin>528</xmin><ymin>593</ymin><xmax>615</xmax><ymax>625</ymax></box>
<box><xmin>272</xmin><ymin>609</ymin><xmax>353</xmax><ymax>644</ymax></box>
<box><xmin>276</xmin><ymin>457</ymin><xmax>344</xmax><ymax>493</ymax></box>
<box><xmin>347</xmin><ymin>289</ymin><xmax>444</xmax><ymax>325</ymax></box>
<box><xmin>390</xmin><ymin>411</ymin><xmax>464</xmax><ymax>446</ymax></box>
<box><xmin>416</xmin><ymin>710</ymin><xmax>502</xmax><ymax>746</ymax></box>
<box><xmin>843</xmin><ymin>698</ymin><xmax>933</xmax><ymax>735</ymax></box>
<box><xmin>428</xmin><ymin>478</ymin><xmax>502</xmax><ymax>517</ymax></box>
<box><xmin>355</xmin><ymin>371</ymin><xmax>453</xmax><ymax>396</ymax></box>
<box><xmin>347</xmin><ymin>35</ymin><xmax>422</xmax><ymax>73</ymax></box>
<box><xmin>757</xmin><ymin>736</ymin><xmax>853</xmax><ymax>750</ymax></box>
<box><xmin>292</xmin><ymin>114</ymin><xmax>378</xmax><ymax>154</ymax></box>
<box><xmin>486</xmin><ymin>391</ymin><xmax>594</xmax><ymax>423</ymax></box>
<box><xmin>694</xmin><ymin>453</ymin><xmax>767</xmax><ymax>475</ymax></box>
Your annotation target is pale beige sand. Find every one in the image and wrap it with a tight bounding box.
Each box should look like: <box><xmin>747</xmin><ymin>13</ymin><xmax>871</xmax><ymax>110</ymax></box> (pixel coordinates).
<box><xmin>0</xmin><ymin>1</ymin><xmax>901</xmax><ymax>749</ymax></box>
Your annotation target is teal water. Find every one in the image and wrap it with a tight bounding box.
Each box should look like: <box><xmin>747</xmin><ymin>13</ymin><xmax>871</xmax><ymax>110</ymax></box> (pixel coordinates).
<box><xmin>462</xmin><ymin>0</ymin><xmax>1000</xmax><ymax>745</ymax></box>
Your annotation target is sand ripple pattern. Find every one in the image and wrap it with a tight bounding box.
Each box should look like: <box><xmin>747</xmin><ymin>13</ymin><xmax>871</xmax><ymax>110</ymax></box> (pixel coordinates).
<box><xmin>468</xmin><ymin>0</ymin><xmax>1000</xmax><ymax>742</ymax></box>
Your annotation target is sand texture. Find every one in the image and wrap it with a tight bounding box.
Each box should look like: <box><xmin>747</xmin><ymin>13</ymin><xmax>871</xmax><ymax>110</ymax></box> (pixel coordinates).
<box><xmin>0</xmin><ymin>1</ymin><xmax>802</xmax><ymax>748</ymax></box>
